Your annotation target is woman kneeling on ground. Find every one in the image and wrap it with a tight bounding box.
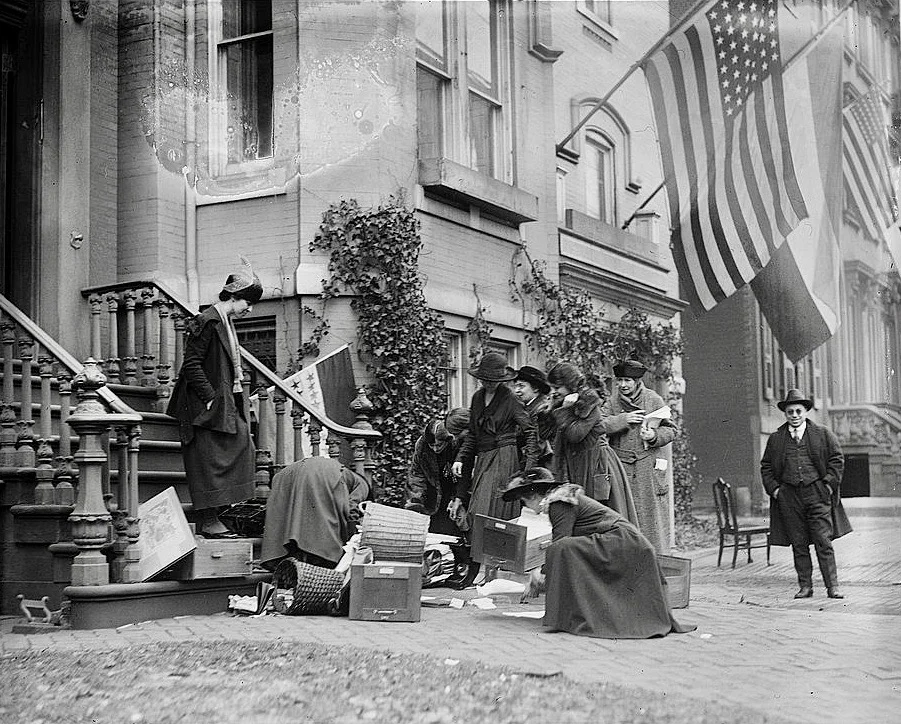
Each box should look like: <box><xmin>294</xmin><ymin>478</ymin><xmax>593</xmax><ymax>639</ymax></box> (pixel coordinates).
<box><xmin>504</xmin><ymin>467</ymin><xmax>695</xmax><ymax>639</ymax></box>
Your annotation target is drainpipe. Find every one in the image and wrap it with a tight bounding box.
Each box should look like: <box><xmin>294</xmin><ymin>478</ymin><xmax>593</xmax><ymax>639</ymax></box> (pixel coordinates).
<box><xmin>184</xmin><ymin>0</ymin><xmax>199</xmax><ymax>306</ymax></box>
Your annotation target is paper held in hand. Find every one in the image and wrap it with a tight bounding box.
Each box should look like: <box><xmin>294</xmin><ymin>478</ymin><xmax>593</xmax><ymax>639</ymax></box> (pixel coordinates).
<box><xmin>643</xmin><ymin>406</ymin><xmax>672</xmax><ymax>428</ymax></box>
<box><xmin>642</xmin><ymin>406</ymin><xmax>672</xmax><ymax>450</ymax></box>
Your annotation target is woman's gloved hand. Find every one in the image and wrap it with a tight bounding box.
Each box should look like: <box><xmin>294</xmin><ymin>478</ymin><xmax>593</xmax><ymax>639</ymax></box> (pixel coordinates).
<box><xmin>521</xmin><ymin>568</ymin><xmax>547</xmax><ymax>602</ymax></box>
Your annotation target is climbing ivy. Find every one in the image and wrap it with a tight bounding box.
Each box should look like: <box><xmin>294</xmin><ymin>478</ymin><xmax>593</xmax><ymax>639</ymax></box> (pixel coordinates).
<box><xmin>512</xmin><ymin>247</ymin><xmax>683</xmax><ymax>388</ymax></box>
<box><xmin>308</xmin><ymin>198</ymin><xmax>448</xmax><ymax>506</ymax></box>
<box><xmin>466</xmin><ymin>285</ymin><xmax>494</xmax><ymax>365</ymax></box>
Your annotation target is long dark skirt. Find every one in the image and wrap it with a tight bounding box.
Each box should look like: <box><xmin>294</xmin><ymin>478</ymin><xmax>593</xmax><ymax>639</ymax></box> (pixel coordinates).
<box><xmin>182</xmin><ymin>421</ymin><xmax>256</xmax><ymax>511</ymax></box>
<box><xmin>544</xmin><ymin>522</ymin><xmax>695</xmax><ymax>639</ymax></box>
<box><xmin>600</xmin><ymin>445</ymin><xmax>640</xmax><ymax>527</ymax></box>
<box><xmin>467</xmin><ymin>445</ymin><xmax>521</xmax><ymax>523</ymax></box>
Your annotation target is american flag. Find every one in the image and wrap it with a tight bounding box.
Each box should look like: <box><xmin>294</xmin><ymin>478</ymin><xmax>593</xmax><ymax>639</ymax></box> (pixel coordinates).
<box><xmin>842</xmin><ymin>86</ymin><xmax>898</xmax><ymax>241</ymax></box>
<box><xmin>643</xmin><ymin>0</ymin><xmax>808</xmax><ymax>312</ymax></box>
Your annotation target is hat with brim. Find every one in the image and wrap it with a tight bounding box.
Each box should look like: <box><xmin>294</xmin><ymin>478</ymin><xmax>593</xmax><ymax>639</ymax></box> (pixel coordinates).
<box><xmin>777</xmin><ymin>388</ymin><xmax>813</xmax><ymax>412</ymax></box>
<box><xmin>515</xmin><ymin>365</ymin><xmax>551</xmax><ymax>395</ymax></box>
<box><xmin>468</xmin><ymin>352</ymin><xmax>517</xmax><ymax>382</ymax></box>
<box><xmin>613</xmin><ymin>359</ymin><xmax>648</xmax><ymax>379</ymax></box>
<box><xmin>500</xmin><ymin>467</ymin><xmax>558</xmax><ymax>502</ymax></box>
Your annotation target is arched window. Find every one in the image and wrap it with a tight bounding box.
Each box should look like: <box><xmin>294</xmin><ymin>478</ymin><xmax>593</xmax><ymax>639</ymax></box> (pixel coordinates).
<box><xmin>585</xmin><ymin>130</ymin><xmax>616</xmax><ymax>224</ymax></box>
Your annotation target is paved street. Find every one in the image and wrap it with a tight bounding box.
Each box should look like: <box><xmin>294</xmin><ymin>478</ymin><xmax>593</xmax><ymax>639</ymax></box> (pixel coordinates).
<box><xmin>2</xmin><ymin>499</ymin><xmax>899</xmax><ymax>724</ymax></box>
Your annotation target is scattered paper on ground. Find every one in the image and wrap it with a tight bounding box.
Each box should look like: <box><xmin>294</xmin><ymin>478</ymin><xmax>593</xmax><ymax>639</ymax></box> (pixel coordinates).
<box><xmin>502</xmin><ymin>610</ymin><xmax>545</xmax><ymax>619</ymax></box>
<box><xmin>476</xmin><ymin>579</ymin><xmax>526</xmax><ymax>596</ymax></box>
<box><xmin>468</xmin><ymin>598</ymin><xmax>497</xmax><ymax>610</ymax></box>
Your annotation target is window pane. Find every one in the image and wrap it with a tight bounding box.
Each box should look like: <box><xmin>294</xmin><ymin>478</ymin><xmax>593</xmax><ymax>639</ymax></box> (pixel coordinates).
<box><xmin>223</xmin><ymin>0</ymin><xmax>271</xmax><ymax>39</ymax></box>
<box><xmin>586</xmin><ymin>139</ymin><xmax>614</xmax><ymax>223</ymax></box>
<box><xmin>224</xmin><ymin>35</ymin><xmax>274</xmax><ymax>163</ymax></box>
<box><xmin>584</xmin><ymin>0</ymin><xmax>611</xmax><ymax>24</ymax></box>
<box><xmin>416</xmin><ymin>0</ymin><xmax>447</xmax><ymax>67</ymax></box>
<box><xmin>417</xmin><ymin>67</ymin><xmax>444</xmax><ymax>160</ymax></box>
<box><xmin>466</xmin><ymin>0</ymin><xmax>494</xmax><ymax>94</ymax></box>
<box><xmin>585</xmin><ymin>148</ymin><xmax>599</xmax><ymax>219</ymax></box>
<box><xmin>469</xmin><ymin>92</ymin><xmax>496</xmax><ymax>177</ymax></box>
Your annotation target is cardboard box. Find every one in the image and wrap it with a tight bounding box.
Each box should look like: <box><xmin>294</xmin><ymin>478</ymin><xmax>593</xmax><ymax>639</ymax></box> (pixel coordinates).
<box><xmin>349</xmin><ymin>561</ymin><xmax>422</xmax><ymax>622</ymax></box>
<box><xmin>162</xmin><ymin>535</ymin><xmax>255</xmax><ymax>580</ymax></box>
<box><xmin>658</xmin><ymin>553</ymin><xmax>691</xmax><ymax>609</ymax></box>
<box><xmin>471</xmin><ymin>513</ymin><xmax>552</xmax><ymax>575</ymax></box>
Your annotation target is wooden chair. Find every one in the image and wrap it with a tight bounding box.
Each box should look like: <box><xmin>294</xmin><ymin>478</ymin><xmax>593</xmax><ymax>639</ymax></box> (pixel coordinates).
<box><xmin>712</xmin><ymin>478</ymin><xmax>771</xmax><ymax>569</ymax></box>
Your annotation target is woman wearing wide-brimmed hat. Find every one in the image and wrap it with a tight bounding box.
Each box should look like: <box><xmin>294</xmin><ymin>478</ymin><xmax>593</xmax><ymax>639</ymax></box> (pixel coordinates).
<box><xmin>167</xmin><ymin>257</ymin><xmax>263</xmax><ymax>537</ymax></box>
<box><xmin>545</xmin><ymin>361</ymin><xmax>638</xmax><ymax>526</ymax></box>
<box><xmin>503</xmin><ymin>468</ymin><xmax>694</xmax><ymax>639</ymax></box>
<box><xmin>449</xmin><ymin>352</ymin><xmax>539</xmax><ymax>525</ymax></box>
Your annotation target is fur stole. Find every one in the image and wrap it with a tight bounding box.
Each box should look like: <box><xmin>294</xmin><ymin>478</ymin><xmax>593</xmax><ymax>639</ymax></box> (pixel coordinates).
<box><xmin>540</xmin><ymin>483</ymin><xmax>582</xmax><ymax>512</ymax></box>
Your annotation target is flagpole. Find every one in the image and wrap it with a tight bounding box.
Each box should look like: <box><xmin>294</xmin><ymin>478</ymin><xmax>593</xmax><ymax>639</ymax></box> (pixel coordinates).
<box><xmin>621</xmin><ymin>181</ymin><xmax>665</xmax><ymax>230</ymax></box>
<box><xmin>555</xmin><ymin>0</ymin><xmax>712</xmax><ymax>153</ymax></box>
<box><xmin>780</xmin><ymin>0</ymin><xmax>853</xmax><ymax>73</ymax></box>
<box><xmin>634</xmin><ymin>0</ymin><xmax>853</xmax><ymax>223</ymax></box>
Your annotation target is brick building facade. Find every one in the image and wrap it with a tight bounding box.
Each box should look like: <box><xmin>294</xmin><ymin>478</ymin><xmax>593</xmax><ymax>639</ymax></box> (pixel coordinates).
<box><xmin>1</xmin><ymin>0</ymin><xmax>682</xmax><ymax>410</ymax></box>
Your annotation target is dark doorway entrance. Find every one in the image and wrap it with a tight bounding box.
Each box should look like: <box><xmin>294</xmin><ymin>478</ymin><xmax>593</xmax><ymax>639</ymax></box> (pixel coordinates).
<box><xmin>841</xmin><ymin>454</ymin><xmax>870</xmax><ymax>498</ymax></box>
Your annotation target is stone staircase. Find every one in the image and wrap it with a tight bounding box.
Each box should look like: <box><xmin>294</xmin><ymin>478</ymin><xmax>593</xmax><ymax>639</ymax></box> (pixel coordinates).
<box><xmin>0</xmin><ymin>285</ymin><xmax>380</xmax><ymax>626</ymax></box>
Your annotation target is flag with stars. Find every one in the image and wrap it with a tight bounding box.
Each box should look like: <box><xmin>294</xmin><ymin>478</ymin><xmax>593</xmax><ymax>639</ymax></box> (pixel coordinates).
<box><xmin>251</xmin><ymin>345</ymin><xmax>357</xmax><ymax>460</ymax></box>
<box><xmin>643</xmin><ymin>0</ymin><xmax>809</xmax><ymax>313</ymax></box>
<box><xmin>842</xmin><ymin>86</ymin><xmax>898</xmax><ymax>247</ymax></box>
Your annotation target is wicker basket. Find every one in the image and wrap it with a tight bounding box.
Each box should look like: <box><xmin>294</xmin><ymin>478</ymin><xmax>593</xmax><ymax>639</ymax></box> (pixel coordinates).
<box><xmin>358</xmin><ymin>501</ymin><xmax>429</xmax><ymax>564</ymax></box>
<box><xmin>271</xmin><ymin>558</ymin><xmax>345</xmax><ymax>616</ymax></box>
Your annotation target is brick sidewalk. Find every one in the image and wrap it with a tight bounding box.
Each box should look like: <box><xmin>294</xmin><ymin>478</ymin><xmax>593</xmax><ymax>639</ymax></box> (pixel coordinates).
<box><xmin>3</xmin><ymin>506</ymin><xmax>899</xmax><ymax>724</ymax></box>
<box><xmin>3</xmin><ymin>597</ymin><xmax>898</xmax><ymax>724</ymax></box>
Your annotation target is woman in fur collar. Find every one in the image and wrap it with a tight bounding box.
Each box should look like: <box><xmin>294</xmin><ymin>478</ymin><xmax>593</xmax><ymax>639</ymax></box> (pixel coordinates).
<box><xmin>505</xmin><ymin>468</ymin><xmax>693</xmax><ymax>639</ymax></box>
<box><xmin>545</xmin><ymin>362</ymin><xmax>637</xmax><ymax>525</ymax></box>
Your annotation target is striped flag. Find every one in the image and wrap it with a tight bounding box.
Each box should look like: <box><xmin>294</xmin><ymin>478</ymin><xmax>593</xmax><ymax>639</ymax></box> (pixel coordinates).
<box><xmin>643</xmin><ymin>0</ymin><xmax>809</xmax><ymax>313</ymax></box>
<box><xmin>842</xmin><ymin>86</ymin><xmax>898</xmax><ymax>245</ymax></box>
<box><xmin>750</xmin><ymin>22</ymin><xmax>844</xmax><ymax>362</ymax></box>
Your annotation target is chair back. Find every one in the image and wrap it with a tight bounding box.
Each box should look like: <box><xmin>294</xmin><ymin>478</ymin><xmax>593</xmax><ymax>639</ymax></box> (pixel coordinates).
<box><xmin>712</xmin><ymin>478</ymin><xmax>738</xmax><ymax>533</ymax></box>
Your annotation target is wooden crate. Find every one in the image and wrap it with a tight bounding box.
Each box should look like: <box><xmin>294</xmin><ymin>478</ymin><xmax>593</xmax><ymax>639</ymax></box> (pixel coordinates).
<box><xmin>349</xmin><ymin>562</ymin><xmax>422</xmax><ymax>622</ymax></box>
<box><xmin>657</xmin><ymin>553</ymin><xmax>691</xmax><ymax>609</ymax></box>
<box><xmin>471</xmin><ymin>514</ymin><xmax>552</xmax><ymax>575</ymax></box>
<box><xmin>162</xmin><ymin>535</ymin><xmax>255</xmax><ymax>580</ymax></box>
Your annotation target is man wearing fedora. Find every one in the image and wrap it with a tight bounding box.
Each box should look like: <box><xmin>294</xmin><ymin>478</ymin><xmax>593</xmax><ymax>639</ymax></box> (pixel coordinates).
<box><xmin>761</xmin><ymin>389</ymin><xmax>852</xmax><ymax>599</ymax></box>
<box><xmin>513</xmin><ymin>365</ymin><xmax>555</xmax><ymax>468</ymax></box>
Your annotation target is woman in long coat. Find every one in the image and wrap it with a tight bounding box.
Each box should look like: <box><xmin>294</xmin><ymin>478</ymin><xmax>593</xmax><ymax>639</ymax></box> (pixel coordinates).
<box><xmin>506</xmin><ymin>468</ymin><xmax>693</xmax><ymax>639</ymax></box>
<box><xmin>546</xmin><ymin>362</ymin><xmax>638</xmax><ymax>525</ymax></box>
<box><xmin>260</xmin><ymin>456</ymin><xmax>369</xmax><ymax>570</ymax></box>
<box><xmin>600</xmin><ymin>359</ymin><xmax>676</xmax><ymax>552</ymax></box>
<box><xmin>450</xmin><ymin>352</ymin><xmax>538</xmax><ymax>523</ymax></box>
<box><xmin>167</xmin><ymin>260</ymin><xmax>262</xmax><ymax>537</ymax></box>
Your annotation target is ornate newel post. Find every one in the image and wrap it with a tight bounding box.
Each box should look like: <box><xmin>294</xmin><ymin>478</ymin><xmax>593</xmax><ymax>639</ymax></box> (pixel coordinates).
<box><xmin>349</xmin><ymin>387</ymin><xmax>375</xmax><ymax>483</ymax></box>
<box><xmin>66</xmin><ymin>359</ymin><xmax>141</xmax><ymax>586</ymax></box>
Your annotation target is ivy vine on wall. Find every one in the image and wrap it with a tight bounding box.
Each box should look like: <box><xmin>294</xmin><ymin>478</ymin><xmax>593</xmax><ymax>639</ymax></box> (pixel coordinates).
<box><xmin>308</xmin><ymin>198</ymin><xmax>448</xmax><ymax>505</ymax></box>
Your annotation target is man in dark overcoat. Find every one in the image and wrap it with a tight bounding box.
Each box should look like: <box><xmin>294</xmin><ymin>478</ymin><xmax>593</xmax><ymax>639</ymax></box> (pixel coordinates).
<box><xmin>761</xmin><ymin>389</ymin><xmax>852</xmax><ymax>599</ymax></box>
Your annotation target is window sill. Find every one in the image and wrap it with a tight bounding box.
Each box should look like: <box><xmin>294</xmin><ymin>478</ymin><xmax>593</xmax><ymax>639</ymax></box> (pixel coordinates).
<box><xmin>195</xmin><ymin>164</ymin><xmax>294</xmax><ymax>206</ymax></box>
<box><xmin>418</xmin><ymin>156</ymin><xmax>539</xmax><ymax>226</ymax></box>
<box><xmin>564</xmin><ymin>209</ymin><xmax>660</xmax><ymax>266</ymax></box>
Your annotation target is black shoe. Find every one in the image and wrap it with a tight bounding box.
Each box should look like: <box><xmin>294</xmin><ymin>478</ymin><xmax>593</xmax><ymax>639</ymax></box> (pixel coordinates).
<box><xmin>826</xmin><ymin>588</ymin><xmax>844</xmax><ymax>599</ymax></box>
<box><xmin>794</xmin><ymin>586</ymin><xmax>813</xmax><ymax>599</ymax></box>
<box><xmin>448</xmin><ymin>562</ymin><xmax>480</xmax><ymax>590</ymax></box>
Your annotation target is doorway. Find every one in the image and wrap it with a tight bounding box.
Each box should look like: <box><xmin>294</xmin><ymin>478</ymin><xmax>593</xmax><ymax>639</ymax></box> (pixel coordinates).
<box><xmin>840</xmin><ymin>454</ymin><xmax>870</xmax><ymax>498</ymax></box>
